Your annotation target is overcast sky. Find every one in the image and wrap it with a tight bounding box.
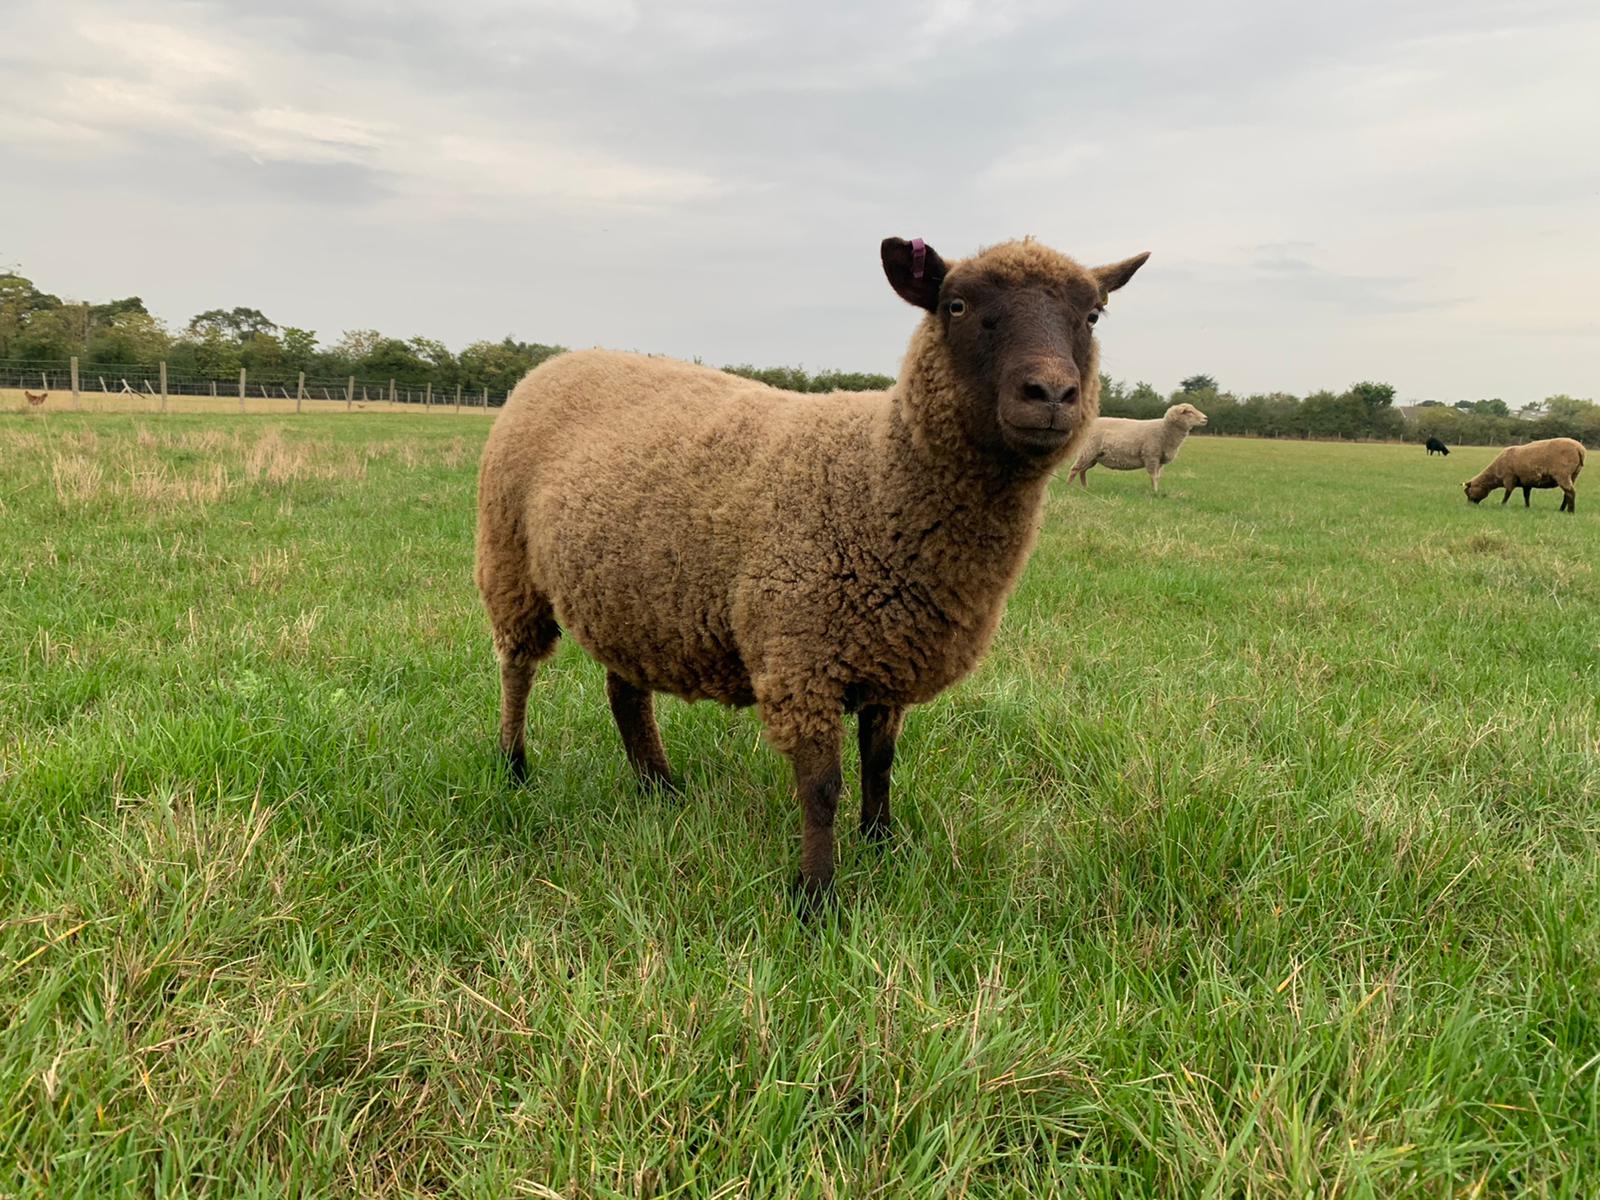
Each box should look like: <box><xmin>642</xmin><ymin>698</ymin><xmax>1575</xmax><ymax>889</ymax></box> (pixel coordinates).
<box><xmin>3</xmin><ymin>0</ymin><xmax>1597</xmax><ymax>401</ymax></box>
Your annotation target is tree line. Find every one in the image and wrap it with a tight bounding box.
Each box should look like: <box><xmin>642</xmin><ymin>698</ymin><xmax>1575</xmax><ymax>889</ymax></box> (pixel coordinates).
<box><xmin>0</xmin><ymin>271</ymin><xmax>567</xmax><ymax>396</ymax></box>
<box><xmin>1100</xmin><ymin>374</ymin><xmax>1600</xmax><ymax>447</ymax></box>
<box><xmin>0</xmin><ymin>269</ymin><xmax>892</xmax><ymax>399</ymax></box>
<box><xmin>2</xmin><ymin>268</ymin><xmax>1594</xmax><ymax>443</ymax></box>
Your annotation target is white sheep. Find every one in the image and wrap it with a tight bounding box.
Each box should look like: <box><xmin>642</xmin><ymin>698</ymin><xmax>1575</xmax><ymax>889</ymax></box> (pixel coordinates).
<box><xmin>1066</xmin><ymin>402</ymin><xmax>1207</xmax><ymax>493</ymax></box>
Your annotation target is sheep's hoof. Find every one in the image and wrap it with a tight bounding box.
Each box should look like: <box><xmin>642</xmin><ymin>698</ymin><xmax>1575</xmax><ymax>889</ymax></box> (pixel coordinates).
<box><xmin>861</xmin><ymin>819</ymin><xmax>893</xmax><ymax>849</ymax></box>
<box><xmin>791</xmin><ymin>873</ymin><xmax>837</xmax><ymax>919</ymax></box>
<box><xmin>504</xmin><ymin>747</ymin><xmax>528</xmax><ymax>784</ymax></box>
<box><xmin>639</xmin><ymin>771</ymin><xmax>681</xmax><ymax>797</ymax></box>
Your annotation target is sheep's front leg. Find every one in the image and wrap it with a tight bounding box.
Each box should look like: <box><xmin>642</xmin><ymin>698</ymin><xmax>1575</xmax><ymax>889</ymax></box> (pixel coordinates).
<box><xmin>1501</xmin><ymin>485</ymin><xmax>1513</xmax><ymax>504</ymax></box>
<box><xmin>787</xmin><ymin>730</ymin><xmax>844</xmax><ymax>911</ymax></box>
<box><xmin>1148</xmin><ymin>461</ymin><xmax>1163</xmax><ymax>493</ymax></box>
<box><xmin>1522</xmin><ymin>485</ymin><xmax>1532</xmax><ymax>507</ymax></box>
<box><xmin>858</xmin><ymin>704</ymin><xmax>904</xmax><ymax>844</ymax></box>
<box><xmin>605</xmin><ymin>671</ymin><xmax>675</xmax><ymax>790</ymax></box>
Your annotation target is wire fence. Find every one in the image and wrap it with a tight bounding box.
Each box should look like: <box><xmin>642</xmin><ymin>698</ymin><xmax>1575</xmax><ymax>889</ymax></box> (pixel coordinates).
<box><xmin>1</xmin><ymin>358</ymin><xmax>510</xmax><ymax>411</ymax></box>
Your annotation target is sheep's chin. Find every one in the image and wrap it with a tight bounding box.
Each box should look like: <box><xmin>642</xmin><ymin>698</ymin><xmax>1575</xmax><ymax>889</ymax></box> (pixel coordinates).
<box><xmin>999</xmin><ymin>422</ymin><xmax>1076</xmax><ymax>457</ymax></box>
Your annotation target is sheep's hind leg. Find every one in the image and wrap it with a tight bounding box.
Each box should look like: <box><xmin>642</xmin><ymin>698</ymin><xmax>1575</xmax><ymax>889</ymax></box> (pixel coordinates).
<box><xmin>495</xmin><ymin>608</ymin><xmax>560</xmax><ymax>782</ymax></box>
<box><xmin>1523</xmin><ymin>485</ymin><xmax>1532</xmax><ymax>507</ymax></box>
<box><xmin>1560</xmin><ymin>481</ymin><xmax>1576</xmax><ymax>513</ymax></box>
<box><xmin>605</xmin><ymin>671</ymin><xmax>675</xmax><ymax>790</ymax></box>
<box><xmin>858</xmin><ymin>704</ymin><xmax>904</xmax><ymax>845</ymax></box>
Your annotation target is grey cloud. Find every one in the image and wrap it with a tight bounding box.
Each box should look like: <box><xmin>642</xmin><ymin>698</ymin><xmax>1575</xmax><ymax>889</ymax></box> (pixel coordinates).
<box><xmin>233</xmin><ymin>157</ymin><xmax>396</xmax><ymax>205</ymax></box>
<box><xmin>1246</xmin><ymin>253</ymin><xmax>1462</xmax><ymax>316</ymax></box>
<box><xmin>3</xmin><ymin>0</ymin><xmax>1598</xmax><ymax>401</ymax></box>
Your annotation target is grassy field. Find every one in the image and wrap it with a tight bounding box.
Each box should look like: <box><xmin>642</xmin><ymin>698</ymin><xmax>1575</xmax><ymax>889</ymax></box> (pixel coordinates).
<box><xmin>0</xmin><ymin>386</ymin><xmax>495</xmax><ymax>417</ymax></box>
<box><xmin>2</xmin><ymin>413</ymin><xmax>1597</xmax><ymax>1198</ymax></box>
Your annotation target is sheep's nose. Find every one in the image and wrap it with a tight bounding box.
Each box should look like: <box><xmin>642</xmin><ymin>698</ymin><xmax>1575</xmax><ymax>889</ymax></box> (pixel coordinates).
<box><xmin>1021</xmin><ymin>378</ymin><xmax>1079</xmax><ymax>406</ymax></box>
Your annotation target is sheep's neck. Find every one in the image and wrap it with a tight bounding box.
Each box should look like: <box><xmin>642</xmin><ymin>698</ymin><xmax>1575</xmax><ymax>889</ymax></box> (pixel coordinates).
<box><xmin>871</xmin><ymin>320</ymin><xmax>1066</xmax><ymax>605</ymax></box>
<box><xmin>877</xmin><ymin>405</ymin><xmax>1052</xmax><ymax>602</ymax></box>
<box><xmin>1159</xmin><ymin>418</ymin><xmax>1189</xmax><ymax>456</ymax></box>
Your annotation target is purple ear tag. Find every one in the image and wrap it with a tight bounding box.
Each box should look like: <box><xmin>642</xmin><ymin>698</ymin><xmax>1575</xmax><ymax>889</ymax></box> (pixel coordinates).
<box><xmin>910</xmin><ymin>238</ymin><xmax>926</xmax><ymax>280</ymax></box>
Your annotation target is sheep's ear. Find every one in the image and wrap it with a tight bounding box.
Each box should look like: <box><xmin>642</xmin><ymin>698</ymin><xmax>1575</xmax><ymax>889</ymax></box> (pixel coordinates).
<box><xmin>882</xmin><ymin>237</ymin><xmax>948</xmax><ymax>311</ymax></box>
<box><xmin>1092</xmin><ymin>252</ymin><xmax>1150</xmax><ymax>297</ymax></box>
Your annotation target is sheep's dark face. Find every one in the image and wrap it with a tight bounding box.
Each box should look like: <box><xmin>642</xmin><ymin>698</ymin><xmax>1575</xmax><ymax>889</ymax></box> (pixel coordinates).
<box><xmin>883</xmin><ymin>237</ymin><xmax>1148</xmax><ymax>465</ymax></box>
<box><xmin>1464</xmin><ymin>479</ymin><xmax>1490</xmax><ymax>503</ymax></box>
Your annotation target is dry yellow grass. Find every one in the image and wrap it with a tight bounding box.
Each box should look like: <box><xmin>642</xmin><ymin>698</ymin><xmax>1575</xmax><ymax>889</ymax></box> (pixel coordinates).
<box><xmin>0</xmin><ymin>386</ymin><xmax>494</xmax><ymax>416</ymax></box>
<box><xmin>33</xmin><ymin>423</ymin><xmax>422</xmax><ymax>512</ymax></box>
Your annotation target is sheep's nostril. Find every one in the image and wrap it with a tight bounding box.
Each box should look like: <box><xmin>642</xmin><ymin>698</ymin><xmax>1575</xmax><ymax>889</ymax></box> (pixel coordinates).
<box><xmin>1021</xmin><ymin>377</ymin><xmax>1079</xmax><ymax>405</ymax></box>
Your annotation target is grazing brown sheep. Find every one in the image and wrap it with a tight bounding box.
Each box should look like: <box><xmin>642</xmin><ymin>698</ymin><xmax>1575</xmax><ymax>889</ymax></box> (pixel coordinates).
<box><xmin>476</xmin><ymin>235</ymin><xmax>1149</xmax><ymax>905</ymax></box>
<box><xmin>1463</xmin><ymin>438</ymin><xmax>1585</xmax><ymax>513</ymax></box>
<box><xmin>1066</xmin><ymin>402</ymin><xmax>1207</xmax><ymax>493</ymax></box>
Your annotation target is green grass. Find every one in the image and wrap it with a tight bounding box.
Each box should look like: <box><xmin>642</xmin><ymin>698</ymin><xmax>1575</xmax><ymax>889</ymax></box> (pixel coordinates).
<box><xmin>2</xmin><ymin>415</ymin><xmax>1597</xmax><ymax>1198</ymax></box>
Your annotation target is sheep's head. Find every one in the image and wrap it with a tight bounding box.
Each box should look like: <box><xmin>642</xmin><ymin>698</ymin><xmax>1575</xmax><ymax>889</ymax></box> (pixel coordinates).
<box><xmin>883</xmin><ymin>236</ymin><xmax>1148</xmax><ymax>467</ymax></box>
<box><xmin>1166</xmin><ymin>403</ymin><xmax>1208</xmax><ymax>430</ymax></box>
<box><xmin>1463</xmin><ymin>478</ymin><xmax>1490</xmax><ymax>503</ymax></box>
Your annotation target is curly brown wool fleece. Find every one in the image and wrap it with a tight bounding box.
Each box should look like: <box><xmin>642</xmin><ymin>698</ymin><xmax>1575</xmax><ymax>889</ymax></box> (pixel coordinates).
<box><xmin>1463</xmin><ymin>437</ymin><xmax>1585</xmax><ymax>512</ymax></box>
<box><xmin>476</xmin><ymin>236</ymin><xmax>1147</xmax><ymax>899</ymax></box>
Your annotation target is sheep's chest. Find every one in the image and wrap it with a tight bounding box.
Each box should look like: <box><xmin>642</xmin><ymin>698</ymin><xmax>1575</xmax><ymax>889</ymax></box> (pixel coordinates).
<box><xmin>840</xmin><ymin>585</ymin><xmax>1002</xmax><ymax>708</ymax></box>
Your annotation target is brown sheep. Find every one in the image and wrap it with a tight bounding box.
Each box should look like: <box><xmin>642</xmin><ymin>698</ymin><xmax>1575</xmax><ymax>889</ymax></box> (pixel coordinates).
<box><xmin>476</xmin><ymin>235</ymin><xmax>1149</xmax><ymax>906</ymax></box>
<box><xmin>1463</xmin><ymin>438</ymin><xmax>1585</xmax><ymax>513</ymax></box>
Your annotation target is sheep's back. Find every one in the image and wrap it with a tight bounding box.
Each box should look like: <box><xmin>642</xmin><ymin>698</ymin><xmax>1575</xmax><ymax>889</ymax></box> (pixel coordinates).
<box><xmin>1084</xmin><ymin>415</ymin><xmax>1163</xmax><ymax>469</ymax></box>
<box><xmin>1490</xmin><ymin>438</ymin><xmax>1586</xmax><ymax>485</ymax></box>
<box><xmin>483</xmin><ymin>349</ymin><xmax>881</xmax><ymax>703</ymax></box>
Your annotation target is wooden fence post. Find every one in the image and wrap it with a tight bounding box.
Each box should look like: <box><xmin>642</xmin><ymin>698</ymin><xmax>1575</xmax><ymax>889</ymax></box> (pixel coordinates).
<box><xmin>296</xmin><ymin>372</ymin><xmax>305</xmax><ymax>414</ymax></box>
<box><xmin>425</xmin><ymin>382</ymin><xmax>432</xmax><ymax>411</ymax></box>
<box><xmin>210</xmin><ymin>380</ymin><xmax>217</xmax><ymax>399</ymax></box>
<box><xmin>482</xmin><ymin>386</ymin><xmax>489</xmax><ymax>410</ymax></box>
<box><xmin>160</xmin><ymin>361</ymin><xmax>168</xmax><ymax>413</ymax></box>
<box><xmin>70</xmin><ymin>356</ymin><xmax>80</xmax><ymax>410</ymax></box>
<box><xmin>455</xmin><ymin>383</ymin><xmax>462</xmax><ymax>413</ymax></box>
<box><xmin>346</xmin><ymin>376</ymin><xmax>355</xmax><ymax>411</ymax></box>
<box><xmin>238</xmin><ymin>368</ymin><xmax>246</xmax><ymax>413</ymax></box>
<box><xmin>389</xmin><ymin>378</ymin><xmax>396</xmax><ymax>407</ymax></box>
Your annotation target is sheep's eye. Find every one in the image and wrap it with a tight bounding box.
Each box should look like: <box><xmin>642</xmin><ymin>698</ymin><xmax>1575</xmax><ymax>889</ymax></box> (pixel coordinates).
<box><xmin>1086</xmin><ymin>309</ymin><xmax>1102</xmax><ymax>326</ymax></box>
<box><xmin>946</xmin><ymin>298</ymin><xmax>967</xmax><ymax>317</ymax></box>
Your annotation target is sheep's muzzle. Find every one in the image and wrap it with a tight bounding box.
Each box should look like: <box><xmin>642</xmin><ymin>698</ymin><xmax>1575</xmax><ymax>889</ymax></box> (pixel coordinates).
<box><xmin>998</xmin><ymin>359</ymin><xmax>1084</xmax><ymax>454</ymax></box>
